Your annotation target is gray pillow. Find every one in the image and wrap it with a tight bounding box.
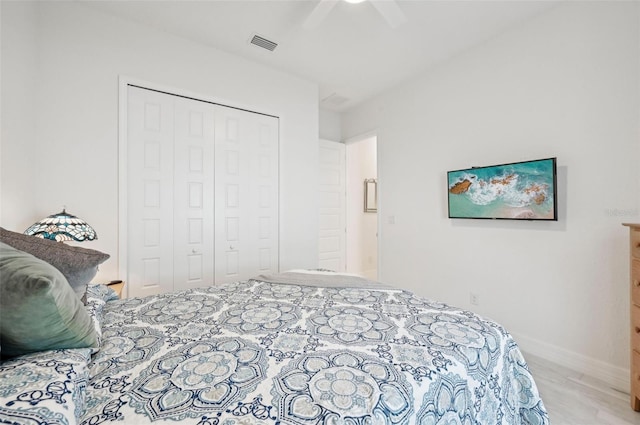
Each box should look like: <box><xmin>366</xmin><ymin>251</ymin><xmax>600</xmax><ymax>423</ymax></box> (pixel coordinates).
<box><xmin>0</xmin><ymin>242</ymin><xmax>98</xmax><ymax>357</ymax></box>
<box><xmin>0</xmin><ymin>227</ymin><xmax>109</xmax><ymax>303</ymax></box>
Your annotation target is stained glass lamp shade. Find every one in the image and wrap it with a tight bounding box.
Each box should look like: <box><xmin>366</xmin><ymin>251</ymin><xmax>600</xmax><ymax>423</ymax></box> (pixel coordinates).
<box><xmin>24</xmin><ymin>209</ymin><xmax>97</xmax><ymax>242</ymax></box>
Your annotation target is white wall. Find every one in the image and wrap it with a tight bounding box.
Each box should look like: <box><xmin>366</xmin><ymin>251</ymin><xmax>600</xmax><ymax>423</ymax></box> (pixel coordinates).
<box><xmin>0</xmin><ymin>1</ymin><xmax>38</xmax><ymax>230</ymax></box>
<box><xmin>0</xmin><ymin>1</ymin><xmax>319</xmax><ymax>279</ymax></box>
<box><xmin>319</xmin><ymin>108</ymin><xmax>341</xmax><ymax>142</ymax></box>
<box><xmin>342</xmin><ymin>2</ymin><xmax>639</xmax><ymax>389</ymax></box>
<box><xmin>346</xmin><ymin>136</ymin><xmax>377</xmax><ymax>279</ymax></box>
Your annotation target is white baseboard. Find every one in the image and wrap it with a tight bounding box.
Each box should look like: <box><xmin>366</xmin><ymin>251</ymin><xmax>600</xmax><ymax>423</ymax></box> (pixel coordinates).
<box><xmin>512</xmin><ymin>331</ymin><xmax>629</xmax><ymax>393</ymax></box>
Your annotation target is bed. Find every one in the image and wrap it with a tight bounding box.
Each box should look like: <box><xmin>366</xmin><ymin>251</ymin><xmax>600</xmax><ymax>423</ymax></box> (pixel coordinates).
<box><xmin>0</xmin><ymin>227</ymin><xmax>548</xmax><ymax>425</ymax></box>
<box><xmin>0</xmin><ymin>262</ymin><xmax>549</xmax><ymax>425</ymax></box>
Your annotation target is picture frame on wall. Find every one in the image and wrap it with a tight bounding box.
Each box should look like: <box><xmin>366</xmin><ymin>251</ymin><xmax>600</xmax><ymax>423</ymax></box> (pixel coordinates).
<box><xmin>447</xmin><ymin>157</ymin><xmax>557</xmax><ymax>221</ymax></box>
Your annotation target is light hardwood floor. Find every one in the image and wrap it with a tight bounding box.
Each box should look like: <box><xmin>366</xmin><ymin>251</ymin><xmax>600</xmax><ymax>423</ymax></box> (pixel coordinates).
<box><xmin>525</xmin><ymin>353</ymin><xmax>640</xmax><ymax>424</ymax></box>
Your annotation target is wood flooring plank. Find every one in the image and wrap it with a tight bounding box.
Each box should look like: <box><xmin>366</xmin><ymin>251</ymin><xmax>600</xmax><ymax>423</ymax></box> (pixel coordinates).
<box><xmin>524</xmin><ymin>352</ymin><xmax>640</xmax><ymax>425</ymax></box>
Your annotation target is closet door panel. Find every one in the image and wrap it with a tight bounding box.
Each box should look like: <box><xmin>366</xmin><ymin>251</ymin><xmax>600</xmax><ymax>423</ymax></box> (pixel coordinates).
<box><xmin>252</xmin><ymin>115</ymin><xmax>279</xmax><ymax>275</ymax></box>
<box><xmin>127</xmin><ymin>87</ymin><xmax>175</xmax><ymax>297</ymax></box>
<box><xmin>214</xmin><ymin>108</ymin><xmax>248</xmax><ymax>283</ymax></box>
<box><xmin>214</xmin><ymin>107</ymin><xmax>279</xmax><ymax>283</ymax></box>
<box><xmin>173</xmin><ymin>98</ymin><xmax>216</xmax><ymax>290</ymax></box>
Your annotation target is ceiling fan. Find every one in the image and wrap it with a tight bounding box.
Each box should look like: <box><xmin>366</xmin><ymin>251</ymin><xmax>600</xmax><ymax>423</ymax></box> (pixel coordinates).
<box><xmin>302</xmin><ymin>0</ymin><xmax>408</xmax><ymax>30</ymax></box>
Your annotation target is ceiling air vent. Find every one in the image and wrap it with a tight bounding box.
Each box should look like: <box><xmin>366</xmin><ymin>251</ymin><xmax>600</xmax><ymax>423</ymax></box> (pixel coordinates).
<box><xmin>321</xmin><ymin>93</ymin><xmax>349</xmax><ymax>108</ymax></box>
<box><xmin>250</xmin><ymin>34</ymin><xmax>278</xmax><ymax>52</ymax></box>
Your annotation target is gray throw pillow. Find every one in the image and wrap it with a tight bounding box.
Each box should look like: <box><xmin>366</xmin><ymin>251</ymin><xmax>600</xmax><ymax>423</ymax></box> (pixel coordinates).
<box><xmin>0</xmin><ymin>242</ymin><xmax>98</xmax><ymax>357</ymax></box>
<box><xmin>0</xmin><ymin>227</ymin><xmax>110</xmax><ymax>303</ymax></box>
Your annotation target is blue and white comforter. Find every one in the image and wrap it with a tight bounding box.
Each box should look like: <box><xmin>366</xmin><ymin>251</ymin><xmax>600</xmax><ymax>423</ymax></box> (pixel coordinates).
<box><xmin>1</xmin><ymin>274</ymin><xmax>549</xmax><ymax>425</ymax></box>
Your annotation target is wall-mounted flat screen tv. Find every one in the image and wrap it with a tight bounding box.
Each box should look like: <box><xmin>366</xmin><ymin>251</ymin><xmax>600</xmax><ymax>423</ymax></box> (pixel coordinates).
<box><xmin>447</xmin><ymin>157</ymin><xmax>557</xmax><ymax>221</ymax></box>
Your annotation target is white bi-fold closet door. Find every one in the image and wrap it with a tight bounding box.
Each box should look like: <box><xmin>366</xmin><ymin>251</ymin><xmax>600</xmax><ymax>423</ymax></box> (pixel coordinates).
<box><xmin>126</xmin><ymin>85</ymin><xmax>279</xmax><ymax>298</ymax></box>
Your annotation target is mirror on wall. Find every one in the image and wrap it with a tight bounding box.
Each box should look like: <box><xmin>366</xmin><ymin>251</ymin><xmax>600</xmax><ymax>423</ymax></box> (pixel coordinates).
<box><xmin>364</xmin><ymin>178</ymin><xmax>377</xmax><ymax>213</ymax></box>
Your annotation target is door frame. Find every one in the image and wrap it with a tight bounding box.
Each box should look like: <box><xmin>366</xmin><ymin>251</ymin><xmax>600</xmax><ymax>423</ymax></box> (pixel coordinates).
<box><xmin>118</xmin><ymin>76</ymin><xmax>280</xmax><ymax>296</ymax></box>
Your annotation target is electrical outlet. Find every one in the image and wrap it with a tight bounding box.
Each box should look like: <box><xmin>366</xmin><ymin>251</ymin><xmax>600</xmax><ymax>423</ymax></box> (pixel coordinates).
<box><xmin>470</xmin><ymin>292</ymin><xmax>479</xmax><ymax>306</ymax></box>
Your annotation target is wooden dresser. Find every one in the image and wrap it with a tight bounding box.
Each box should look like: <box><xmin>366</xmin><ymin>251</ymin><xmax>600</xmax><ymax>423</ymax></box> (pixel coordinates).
<box><xmin>623</xmin><ymin>223</ymin><xmax>640</xmax><ymax>410</ymax></box>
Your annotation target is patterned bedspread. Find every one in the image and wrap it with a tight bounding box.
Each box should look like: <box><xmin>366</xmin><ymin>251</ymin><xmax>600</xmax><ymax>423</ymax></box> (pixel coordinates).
<box><xmin>79</xmin><ymin>274</ymin><xmax>548</xmax><ymax>425</ymax></box>
<box><xmin>0</xmin><ymin>273</ymin><xmax>549</xmax><ymax>424</ymax></box>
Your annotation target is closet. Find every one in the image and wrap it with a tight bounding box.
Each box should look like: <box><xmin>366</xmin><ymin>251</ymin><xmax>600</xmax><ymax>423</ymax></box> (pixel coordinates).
<box><xmin>125</xmin><ymin>86</ymin><xmax>279</xmax><ymax>297</ymax></box>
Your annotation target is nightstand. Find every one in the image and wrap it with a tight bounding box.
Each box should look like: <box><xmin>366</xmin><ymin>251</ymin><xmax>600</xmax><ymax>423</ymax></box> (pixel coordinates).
<box><xmin>106</xmin><ymin>280</ymin><xmax>125</xmax><ymax>299</ymax></box>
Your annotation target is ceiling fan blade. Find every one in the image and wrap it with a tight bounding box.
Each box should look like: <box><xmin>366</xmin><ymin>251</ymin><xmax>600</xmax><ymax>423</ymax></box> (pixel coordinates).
<box><xmin>370</xmin><ymin>0</ymin><xmax>407</xmax><ymax>29</ymax></box>
<box><xmin>302</xmin><ymin>0</ymin><xmax>340</xmax><ymax>30</ymax></box>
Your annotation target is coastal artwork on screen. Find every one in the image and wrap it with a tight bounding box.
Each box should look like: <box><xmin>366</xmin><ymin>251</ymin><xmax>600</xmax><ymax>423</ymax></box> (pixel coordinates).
<box><xmin>447</xmin><ymin>158</ymin><xmax>557</xmax><ymax>220</ymax></box>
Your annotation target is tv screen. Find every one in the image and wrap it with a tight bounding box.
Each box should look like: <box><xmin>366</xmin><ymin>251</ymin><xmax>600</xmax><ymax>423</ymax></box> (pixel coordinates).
<box><xmin>447</xmin><ymin>157</ymin><xmax>557</xmax><ymax>221</ymax></box>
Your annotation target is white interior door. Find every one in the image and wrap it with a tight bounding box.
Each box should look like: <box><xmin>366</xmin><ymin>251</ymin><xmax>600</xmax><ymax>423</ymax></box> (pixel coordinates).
<box><xmin>214</xmin><ymin>106</ymin><xmax>279</xmax><ymax>284</ymax></box>
<box><xmin>126</xmin><ymin>85</ymin><xmax>279</xmax><ymax>296</ymax></box>
<box><xmin>127</xmin><ymin>86</ymin><xmax>175</xmax><ymax>297</ymax></box>
<box><xmin>173</xmin><ymin>97</ymin><xmax>216</xmax><ymax>290</ymax></box>
<box><xmin>318</xmin><ymin>139</ymin><xmax>346</xmax><ymax>272</ymax></box>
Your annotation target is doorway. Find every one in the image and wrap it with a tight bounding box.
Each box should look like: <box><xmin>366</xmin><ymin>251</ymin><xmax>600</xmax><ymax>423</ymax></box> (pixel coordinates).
<box><xmin>346</xmin><ymin>135</ymin><xmax>378</xmax><ymax>280</ymax></box>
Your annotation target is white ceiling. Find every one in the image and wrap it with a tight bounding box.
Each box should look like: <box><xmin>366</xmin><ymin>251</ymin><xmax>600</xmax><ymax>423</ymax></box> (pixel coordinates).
<box><xmin>85</xmin><ymin>0</ymin><xmax>558</xmax><ymax>112</ymax></box>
